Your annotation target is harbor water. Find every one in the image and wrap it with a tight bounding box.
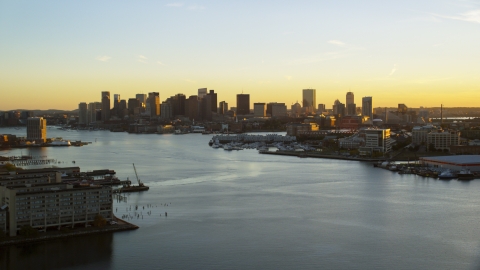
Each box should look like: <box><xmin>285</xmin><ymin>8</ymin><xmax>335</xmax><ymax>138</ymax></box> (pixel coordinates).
<box><xmin>1</xmin><ymin>127</ymin><xmax>480</xmax><ymax>269</ymax></box>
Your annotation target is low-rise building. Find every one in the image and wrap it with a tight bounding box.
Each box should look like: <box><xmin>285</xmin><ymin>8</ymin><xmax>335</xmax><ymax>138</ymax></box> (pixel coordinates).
<box><xmin>427</xmin><ymin>129</ymin><xmax>460</xmax><ymax>151</ymax></box>
<box><xmin>412</xmin><ymin>125</ymin><xmax>436</xmax><ymax>145</ymax></box>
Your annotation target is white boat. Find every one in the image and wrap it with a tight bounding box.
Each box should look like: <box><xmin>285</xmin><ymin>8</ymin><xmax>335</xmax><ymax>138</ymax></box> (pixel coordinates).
<box><xmin>438</xmin><ymin>170</ymin><xmax>455</xmax><ymax>180</ymax></box>
<box><xmin>224</xmin><ymin>145</ymin><xmax>233</xmax><ymax>151</ymax></box>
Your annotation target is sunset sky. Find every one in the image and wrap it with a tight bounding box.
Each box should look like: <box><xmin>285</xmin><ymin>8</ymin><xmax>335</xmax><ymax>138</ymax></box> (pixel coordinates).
<box><xmin>1</xmin><ymin>0</ymin><xmax>479</xmax><ymax>110</ymax></box>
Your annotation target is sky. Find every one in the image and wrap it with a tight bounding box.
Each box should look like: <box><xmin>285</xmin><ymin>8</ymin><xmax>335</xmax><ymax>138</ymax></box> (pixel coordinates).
<box><xmin>1</xmin><ymin>0</ymin><xmax>480</xmax><ymax>110</ymax></box>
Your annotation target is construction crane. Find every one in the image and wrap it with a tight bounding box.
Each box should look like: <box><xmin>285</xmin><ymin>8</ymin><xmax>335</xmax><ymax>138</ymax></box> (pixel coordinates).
<box><xmin>132</xmin><ymin>163</ymin><xmax>145</xmax><ymax>187</ymax></box>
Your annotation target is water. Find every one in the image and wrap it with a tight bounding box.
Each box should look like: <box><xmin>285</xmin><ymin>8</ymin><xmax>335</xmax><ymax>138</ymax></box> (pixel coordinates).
<box><xmin>1</xmin><ymin>127</ymin><xmax>480</xmax><ymax>269</ymax></box>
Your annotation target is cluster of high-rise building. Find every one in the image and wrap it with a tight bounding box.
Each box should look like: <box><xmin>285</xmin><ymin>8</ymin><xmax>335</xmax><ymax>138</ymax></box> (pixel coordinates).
<box><xmin>78</xmin><ymin>88</ymin><xmax>377</xmax><ymax>125</ymax></box>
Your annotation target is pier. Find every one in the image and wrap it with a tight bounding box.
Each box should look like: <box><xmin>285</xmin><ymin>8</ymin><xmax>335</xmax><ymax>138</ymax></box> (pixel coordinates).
<box><xmin>211</xmin><ymin>134</ymin><xmax>296</xmax><ymax>144</ymax></box>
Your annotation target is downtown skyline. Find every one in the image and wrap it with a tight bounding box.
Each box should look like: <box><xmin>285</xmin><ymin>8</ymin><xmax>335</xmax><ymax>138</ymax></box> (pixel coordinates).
<box><xmin>1</xmin><ymin>0</ymin><xmax>480</xmax><ymax>110</ymax></box>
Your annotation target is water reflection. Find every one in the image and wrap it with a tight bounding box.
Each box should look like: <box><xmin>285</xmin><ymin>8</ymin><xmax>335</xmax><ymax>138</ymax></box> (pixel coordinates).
<box><xmin>0</xmin><ymin>233</ymin><xmax>113</xmax><ymax>270</ymax></box>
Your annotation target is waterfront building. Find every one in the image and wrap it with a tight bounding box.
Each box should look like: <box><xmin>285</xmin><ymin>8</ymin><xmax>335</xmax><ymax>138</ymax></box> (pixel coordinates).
<box><xmin>101</xmin><ymin>91</ymin><xmax>110</xmax><ymax>122</ymax></box>
<box><xmin>198</xmin><ymin>88</ymin><xmax>207</xmax><ymax>99</ymax></box>
<box><xmin>412</xmin><ymin>125</ymin><xmax>436</xmax><ymax>145</ymax></box>
<box><xmin>78</xmin><ymin>103</ymin><xmax>88</xmax><ymax>125</ymax></box>
<box><xmin>359</xmin><ymin>128</ymin><xmax>392</xmax><ymax>155</ymax></box>
<box><xmin>236</xmin><ymin>94</ymin><xmax>250</xmax><ymax>115</ymax></box>
<box><xmin>1</xmin><ymin>183</ymin><xmax>113</xmax><ymax>237</ymax></box>
<box><xmin>147</xmin><ymin>92</ymin><xmax>160</xmax><ymax>117</ymax></box>
<box><xmin>302</xmin><ymin>89</ymin><xmax>316</xmax><ymax>114</ymax></box>
<box><xmin>271</xmin><ymin>103</ymin><xmax>287</xmax><ymax>118</ymax></box>
<box><xmin>286</xmin><ymin>123</ymin><xmax>319</xmax><ymax>136</ymax></box>
<box><xmin>26</xmin><ymin>117</ymin><xmax>47</xmax><ymax>143</ymax></box>
<box><xmin>362</xmin><ymin>97</ymin><xmax>373</xmax><ymax>119</ymax></box>
<box><xmin>420</xmin><ymin>155</ymin><xmax>480</xmax><ymax>172</ymax></box>
<box><xmin>427</xmin><ymin>129</ymin><xmax>460</xmax><ymax>151</ymax></box>
<box><xmin>254</xmin><ymin>103</ymin><xmax>266</xmax><ymax>117</ymax></box>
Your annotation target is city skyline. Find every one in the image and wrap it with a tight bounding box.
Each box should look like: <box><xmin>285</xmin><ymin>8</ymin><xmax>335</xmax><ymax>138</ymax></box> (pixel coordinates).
<box><xmin>1</xmin><ymin>1</ymin><xmax>479</xmax><ymax>110</ymax></box>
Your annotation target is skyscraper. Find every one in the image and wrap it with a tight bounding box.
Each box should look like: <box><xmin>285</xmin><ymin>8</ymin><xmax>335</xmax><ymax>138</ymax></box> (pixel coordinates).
<box><xmin>128</xmin><ymin>98</ymin><xmax>140</xmax><ymax>116</ymax></box>
<box><xmin>207</xmin><ymin>90</ymin><xmax>217</xmax><ymax>113</ymax></box>
<box><xmin>346</xmin><ymin>92</ymin><xmax>356</xmax><ymax>115</ymax></box>
<box><xmin>346</xmin><ymin>92</ymin><xmax>354</xmax><ymax>105</ymax></box>
<box><xmin>136</xmin><ymin>94</ymin><xmax>147</xmax><ymax>105</ymax></box>
<box><xmin>147</xmin><ymin>92</ymin><xmax>160</xmax><ymax>117</ymax></box>
<box><xmin>113</xmin><ymin>94</ymin><xmax>121</xmax><ymax>109</ymax></box>
<box><xmin>27</xmin><ymin>117</ymin><xmax>47</xmax><ymax>143</ymax></box>
<box><xmin>362</xmin><ymin>96</ymin><xmax>373</xmax><ymax>118</ymax></box>
<box><xmin>101</xmin><ymin>91</ymin><xmax>110</xmax><ymax>122</ymax></box>
<box><xmin>219</xmin><ymin>101</ymin><xmax>228</xmax><ymax>115</ymax></box>
<box><xmin>302</xmin><ymin>89</ymin><xmax>316</xmax><ymax>114</ymax></box>
<box><xmin>78</xmin><ymin>102</ymin><xmax>88</xmax><ymax>125</ymax></box>
<box><xmin>198</xmin><ymin>88</ymin><xmax>207</xmax><ymax>99</ymax></box>
<box><xmin>236</xmin><ymin>94</ymin><xmax>250</xmax><ymax>115</ymax></box>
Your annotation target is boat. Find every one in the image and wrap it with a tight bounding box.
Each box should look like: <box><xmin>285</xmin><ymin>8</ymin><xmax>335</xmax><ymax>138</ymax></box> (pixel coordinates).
<box><xmin>438</xmin><ymin>170</ymin><xmax>456</xmax><ymax>180</ymax></box>
<box><xmin>119</xmin><ymin>163</ymin><xmax>149</xmax><ymax>192</ymax></box>
<box><xmin>224</xmin><ymin>145</ymin><xmax>233</xmax><ymax>151</ymax></box>
<box><xmin>457</xmin><ymin>169</ymin><xmax>474</xmax><ymax>181</ymax></box>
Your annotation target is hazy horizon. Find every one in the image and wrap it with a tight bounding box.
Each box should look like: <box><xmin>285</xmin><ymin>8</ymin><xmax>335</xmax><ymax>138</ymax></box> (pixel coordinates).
<box><xmin>1</xmin><ymin>0</ymin><xmax>479</xmax><ymax>110</ymax></box>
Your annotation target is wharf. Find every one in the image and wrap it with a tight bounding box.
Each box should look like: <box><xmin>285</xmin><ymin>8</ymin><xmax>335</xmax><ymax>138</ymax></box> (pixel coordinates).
<box><xmin>260</xmin><ymin>150</ymin><xmax>386</xmax><ymax>162</ymax></box>
<box><xmin>0</xmin><ymin>216</ymin><xmax>138</xmax><ymax>247</ymax></box>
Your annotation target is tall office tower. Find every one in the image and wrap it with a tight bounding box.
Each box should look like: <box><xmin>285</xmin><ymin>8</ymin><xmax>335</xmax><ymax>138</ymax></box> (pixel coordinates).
<box><xmin>128</xmin><ymin>98</ymin><xmax>140</xmax><ymax>116</ymax></box>
<box><xmin>346</xmin><ymin>92</ymin><xmax>354</xmax><ymax>106</ymax></box>
<box><xmin>198</xmin><ymin>88</ymin><xmax>207</xmax><ymax>99</ymax></box>
<box><xmin>345</xmin><ymin>91</ymin><xmax>356</xmax><ymax>115</ymax></box>
<box><xmin>185</xmin><ymin>95</ymin><xmax>199</xmax><ymax>121</ymax></box>
<box><xmin>27</xmin><ymin>117</ymin><xmax>47</xmax><ymax>143</ymax></box>
<box><xmin>254</xmin><ymin>103</ymin><xmax>266</xmax><ymax>117</ymax></box>
<box><xmin>113</xmin><ymin>94</ymin><xmax>121</xmax><ymax>108</ymax></box>
<box><xmin>317</xmin><ymin>104</ymin><xmax>326</xmax><ymax>113</ymax></box>
<box><xmin>236</xmin><ymin>94</ymin><xmax>250</xmax><ymax>115</ymax></box>
<box><xmin>207</xmin><ymin>90</ymin><xmax>217</xmax><ymax>113</ymax></box>
<box><xmin>333</xmin><ymin>99</ymin><xmax>346</xmax><ymax>117</ymax></box>
<box><xmin>147</xmin><ymin>92</ymin><xmax>160</xmax><ymax>117</ymax></box>
<box><xmin>362</xmin><ymin>96</ymin><xmax>373</xmax><ymax>119</ymax></box>
<box><xmin>199</xmin><ymin>94</ymin><xmax>212</xmax><ymax>121</ymax></box>
<box><xmin>173</xmin><ymin>94</ymin><xmax>186</xmax><ymax>116</ymax></box>
<box><xmin>302</xmin><ymin>89</ymin><xmax>316</xmax><ymax>114</ymax></box>
<box><xmin>219</xmin><ymin>101</ymin><xmax>228</xmax><ymax>114</ymax></box>
<box><xmin>101</xmin><ymin>91</ymin><xmax>110</xmax><ymax>122</ymax></box>
<box><xmin>119</xmin><ymin>100</ymin><xmax>127</xmax><ymax>119</ymax></box>
<box><xmin>136</xmin><ymin>94</ymin><xmax>147</xmax><ymax>105</ymax></box>
<box><xmin>160</xmin><ymin>102</ymin><xmax>173</xmax><ymax>120</ymax></box>
<box><xmin>88</xmin><ymin>102</ymin><xmax>102</xmax><ymax>123</ymax></box>
<box><xmin>271</xmin><ymin>103</ymin><xmax>287</xmax><ymax>117</ymax></box>
<box><xmin>78</xmin><ymin>102</ymin><xmax>88</xmax><ymax>125</ymax></box>
<box><xmin>347</xmin><ymin>104</ymin><xmax>356</xmax><ymax>115</ymax></box>
<box><xmin>87</xmin><ymin>103</ymin><xmax>95</xmax><ymax>124</ymax></box>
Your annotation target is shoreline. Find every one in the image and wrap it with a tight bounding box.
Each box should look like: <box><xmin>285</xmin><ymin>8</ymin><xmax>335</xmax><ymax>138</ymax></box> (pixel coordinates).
<box><xmin>260</xmin><ymin>150</ymin><xmax>398</xmax><ymax>162</ymax></box>
<box><xmin>0</xmin><ymin>216</ymin><xmax>138</xmax><ymax>247</ymax></box>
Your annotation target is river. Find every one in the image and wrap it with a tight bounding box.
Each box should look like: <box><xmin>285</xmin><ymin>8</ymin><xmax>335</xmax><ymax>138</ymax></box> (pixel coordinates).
<box><xmin>1</xmin><ymin>127</ymin><xmax>480</xmax><ymax>269</ymax></box>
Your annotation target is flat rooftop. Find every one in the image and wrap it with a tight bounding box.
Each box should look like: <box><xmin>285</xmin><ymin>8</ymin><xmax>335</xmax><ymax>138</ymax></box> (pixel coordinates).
<box><xmin>420</xmin><ymin>155</ymin><xmax>480</xmax><ymax>165</ymax></box>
